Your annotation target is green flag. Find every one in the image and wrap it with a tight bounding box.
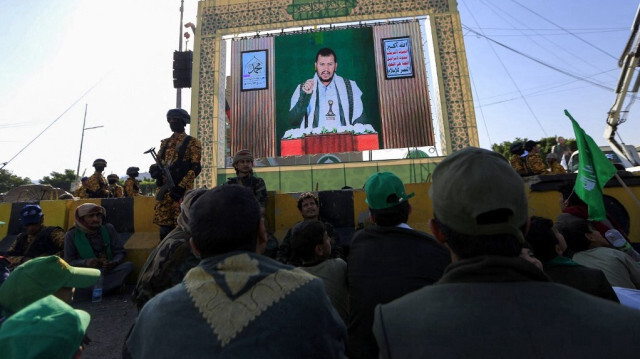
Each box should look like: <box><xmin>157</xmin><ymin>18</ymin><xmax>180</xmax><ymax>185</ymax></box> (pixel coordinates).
<box><xmin>564</xmin><ymin>110</ymin><xmax>617</xmax><ymax>221</ymax></box>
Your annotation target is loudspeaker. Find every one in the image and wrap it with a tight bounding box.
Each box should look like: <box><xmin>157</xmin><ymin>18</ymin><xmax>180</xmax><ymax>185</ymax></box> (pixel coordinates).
<box><xmin>173</xmin><ymin>51</ymin><xmax>193</xmax><ymax>88</ymax></box>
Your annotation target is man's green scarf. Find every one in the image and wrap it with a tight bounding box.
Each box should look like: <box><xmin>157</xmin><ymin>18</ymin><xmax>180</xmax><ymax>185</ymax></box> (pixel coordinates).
<box><xmin>73</xmin><ymin>225</ymin><xmax>113</xmax><ymax>260</ymax></box>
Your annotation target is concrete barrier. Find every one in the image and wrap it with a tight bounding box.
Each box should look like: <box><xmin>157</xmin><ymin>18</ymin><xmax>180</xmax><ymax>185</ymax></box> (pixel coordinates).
<box><xmin>1</xmin><ymin>174</ymin><xmax>639</xmax><ymax>284</ymax></box>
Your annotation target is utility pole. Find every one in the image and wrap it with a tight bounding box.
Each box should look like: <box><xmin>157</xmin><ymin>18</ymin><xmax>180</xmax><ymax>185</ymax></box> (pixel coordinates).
<box><xmin>76</xmin><ymin>104</ymin><xmax>103</xmax><ymax>180</ymax></box>
<box><xmin>176</xmin><ymin>0</ymin><xmax>184</xmax><ymax>108</ymax></box>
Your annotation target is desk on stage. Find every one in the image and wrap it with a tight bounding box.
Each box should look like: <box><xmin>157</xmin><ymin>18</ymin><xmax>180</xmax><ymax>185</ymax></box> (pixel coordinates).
<box><xmin>281</xmin><ymin>133</ymin><xmax>379</xmax><ymax>156</ymax></box>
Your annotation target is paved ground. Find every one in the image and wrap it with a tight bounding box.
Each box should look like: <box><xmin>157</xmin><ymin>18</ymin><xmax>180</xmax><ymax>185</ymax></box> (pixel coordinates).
<box><xmin>72</xmin><ymin>285</ymin><xmax>138</xmax><ymax>359</ymax></box>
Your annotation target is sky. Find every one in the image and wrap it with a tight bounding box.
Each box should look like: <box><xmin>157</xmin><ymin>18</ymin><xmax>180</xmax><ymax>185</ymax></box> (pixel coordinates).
<box><xmin>1</xmin><ymin>0</ymin><xmax>638</xmax><ymax>182</ymax></box>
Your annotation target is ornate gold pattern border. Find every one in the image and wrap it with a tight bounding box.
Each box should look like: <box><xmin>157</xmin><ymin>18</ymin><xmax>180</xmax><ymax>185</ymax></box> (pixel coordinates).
<box><xmin>193</xmin><ymin>0</ymin><xmax>477</xmax><ymax>187</ymax></box>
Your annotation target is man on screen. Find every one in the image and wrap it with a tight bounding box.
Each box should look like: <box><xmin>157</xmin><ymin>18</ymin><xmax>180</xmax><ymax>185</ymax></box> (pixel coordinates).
<box><xmin>288</xmin><ymin>47</ymin><xmax>366</xmax><ymax>130</ymax></box>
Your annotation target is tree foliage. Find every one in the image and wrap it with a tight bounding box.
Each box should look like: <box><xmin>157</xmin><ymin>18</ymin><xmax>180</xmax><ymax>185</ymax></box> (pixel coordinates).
<box><xmin>492</xmin><ymin>136</ymin><xmax>576</xmax><ymax>164</ymax></box>
<box><xmin>39</xmin><ymin>169</ymin><xmax>77</xmax><ymax>191</ymax></box>
<box><xmin>139</xmin><ymin>177</ymin><xmax>157</xmax><ymax>196</ymax></box>
<box><xmin>0</xmin><ymin>169</ymin><xmax>32</xmax><ymax>193</ymax></box>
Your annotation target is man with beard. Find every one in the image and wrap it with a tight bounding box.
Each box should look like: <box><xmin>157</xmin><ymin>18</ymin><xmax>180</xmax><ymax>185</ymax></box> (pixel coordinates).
<box><xmin>63</xmin><ymin>203</ymin><xmax>133</xmax><ymax>295</ymax></box>
<box><xmin>289</xmin><ymin>47</ymin><xmax>365</xmax><ymax>130</ymax></box>
<box><xmin>151</xmin><ymin>109</ymin><xmax>202</xmax><ymax>239</ymax></box>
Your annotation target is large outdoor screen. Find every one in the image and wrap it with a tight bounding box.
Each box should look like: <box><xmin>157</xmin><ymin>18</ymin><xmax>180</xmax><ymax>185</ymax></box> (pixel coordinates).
<box><xmin>274</xmin><ymin>27</ymin><xmax>382</xmax><ymax>155</ymax></box>
<box><xmin>228</xmin><ymin>21</ymin><xmax>434</xmax><ymax>164</ymax></box>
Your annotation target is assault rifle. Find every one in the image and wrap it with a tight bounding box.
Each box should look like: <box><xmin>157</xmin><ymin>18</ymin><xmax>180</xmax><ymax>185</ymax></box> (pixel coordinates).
<box><xmin>144</xmin><ymin>147</ymin><xmax>175</xmax><ymax>200</ymax></box>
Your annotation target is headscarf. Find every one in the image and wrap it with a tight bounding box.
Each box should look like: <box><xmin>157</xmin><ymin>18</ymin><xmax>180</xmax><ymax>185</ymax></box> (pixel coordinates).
<box><xmin>176</xmin><ymin>188</ymin><xmax>208</xmax><ymax>234</ymax></box>
<box><xmin>74</xmin><ymin>203</ymin><xmax>106</xmax><ymax>233</ymax></box>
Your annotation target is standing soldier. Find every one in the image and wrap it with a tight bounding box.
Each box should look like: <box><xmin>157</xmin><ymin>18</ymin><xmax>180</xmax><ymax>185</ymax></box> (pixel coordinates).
<box><xmin>226</xmin><ymin>149</ymin><xmax>267</xmax><ymax>213</ymax></box>
<box><xmin>86</xmin><ymin>159</ymin><xmax>110</xmax><ymax>198</ymax></box>
<box><xmin>546</xmin><ymin>153</ymin><xmax>567</xmax><ymax>174</ymax></box>
<box><xmin>107</xmin><ymin>174</ymin><xmax>124</xmax><ymax>198</ymax></box>
<box><xmin>124</xmin><ymin>167</ymin><xmax>141</xmax><ymax>197</ymax></box>
<box><xmin>74</xmin><ymin>177</ymin><xmax>89</xmax><ymax>198</ymax></box>
<box><xmin>151</xmin><ymin>109</ymin><xmax>202</xmax><ymax>240</ymax></box>
<box><xmin>226</xmin><ymin>150</ymin><xmax>277</xmax><ymax>257</ymax></box>
<box><xmin>524</xmin><ymin>140</ymin><xmax>547</xmax><ymax>175</ymax></box>
<box><xmin>508</xmin><ymin>142</ymin><xmax>529</xmax><ymax>177</ymax></box>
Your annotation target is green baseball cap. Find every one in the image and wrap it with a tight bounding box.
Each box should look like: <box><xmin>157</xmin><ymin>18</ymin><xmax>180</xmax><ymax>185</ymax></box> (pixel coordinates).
<box><xmin>430</xmin><ymin>147</ymin><xmax>528</xmax><ymax>241</ymax></box>
<box><xmin>0</xmin><ymin>256</ymin><xmax>100</xmax><ymax>314</ymax></box>
<box><xmin>0</xmin><ymin>295</ymin><xmax>91</xmax><ymax>359</ymax></box>
<box><xmin>365</xmin><ymin>172</ymin><xmax>414</xmax><ymax>210</ymax></box>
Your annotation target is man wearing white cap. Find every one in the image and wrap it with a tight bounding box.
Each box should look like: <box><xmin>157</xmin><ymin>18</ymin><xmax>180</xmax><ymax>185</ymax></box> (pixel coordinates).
<box><xmin>63</xmin><ymin>203</ymin><xmax>133</xmax><ymax>294</ymax></box>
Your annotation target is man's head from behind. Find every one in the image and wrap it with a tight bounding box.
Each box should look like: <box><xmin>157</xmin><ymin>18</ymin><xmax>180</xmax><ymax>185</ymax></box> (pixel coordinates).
<box><xmin>555</xmin><ymin>216</ymin><xmax>608</xmax><ymax>255</ymax></box>
<box><xmin>430</xmin><ymin>147</ymin><xmax>528</xmax><ymax>260</ymax></box>
<box><xmin>525</xmin><ymin>216</ymin><xmax>563</xmax><ymax>263</ymax></box>
<box><xmin>524</xmin><ymin>140</ymin><xmax>539</xmax><ymax>153</ymax></box>
<box><xmin>289</xmin><ymin>220</ymin><xmax>330</xmax><ymax>264</ymax></box>
<box><xmin>176</xmin><ymin>187</ymin><xmax>208</xmax><ymax>234</ymax></box>
<box><xmin>0</xmin><ymin>295</ymin><xmax>90</xmax><ymax>359</ymax></box>
<box><xmin>365</xmin><ymin>172</ymin><xmax>414</xmax><ymax>226</ymax></box>
<box><xmin>189</xmin><ymin>185</ymin><xmax>265</xmax><ymax>258</ymax></box>
<box><xmin>315</xmin><ymin>47</ymin><xmax>338</xmax><ymax>85</ymax></box>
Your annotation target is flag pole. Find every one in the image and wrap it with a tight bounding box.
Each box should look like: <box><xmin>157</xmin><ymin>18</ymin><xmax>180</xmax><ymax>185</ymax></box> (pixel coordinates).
<box><xmin>614</xmin><ymin>173</ymin><xmax>640</xmax><ymax>210</ymax></box>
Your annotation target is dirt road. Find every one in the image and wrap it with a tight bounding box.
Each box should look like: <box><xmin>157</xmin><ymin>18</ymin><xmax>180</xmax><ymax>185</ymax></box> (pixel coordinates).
<box><xmin>72</xmin><ymin>285</ymin><xmax>138</xmax><ymax>359</ymax></box>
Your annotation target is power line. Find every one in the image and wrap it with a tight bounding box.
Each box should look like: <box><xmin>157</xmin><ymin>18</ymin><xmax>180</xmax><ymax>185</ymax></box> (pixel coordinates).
<box><xmin>1</xmin><ymin>80</ymin><xmax>102</xmax><ymax>170</ymax></box>
<box><xmin>512</xmin><ymin>0</ymin><xmax>619</xmax><ymax>61</ymax></box>
<box><xmin>463</xmin><ymin>25</ymin><xmax>615</xmax><ymax>92</ymax></box>
<box><xmin>478</xmin><ymin>0</ymin><xmax>617</xmax><ymax>83</ymax></box>
<box><xmin>460</xmin><ymin>0</ymin><xmax>547</xmax><ymax>138</ymax></box>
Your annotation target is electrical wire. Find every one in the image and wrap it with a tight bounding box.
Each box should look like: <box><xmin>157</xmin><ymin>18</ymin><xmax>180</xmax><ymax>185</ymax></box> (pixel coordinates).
<box><xmin>512</xmin><ymin>0</ymin><xmax>618</xmax><ymax>61</ymax></box>
<box><xmin>460</xmin><ymin>0</ymin><xmax>548</xmax><ymax>137</ymax></box>
<box><xmin>479</xmin><ymin>0</ymin><xmax>618</xmax><ymax>82</ymax></box>
<box><xmin>463</xmin><ymin>25</ymin><xmax>616</xmax><ymax>92</ymax></box>
<box><xmin>0</xmin><ymin>80</ymin><xmax>102</xmax><ymax>170</ymax></box>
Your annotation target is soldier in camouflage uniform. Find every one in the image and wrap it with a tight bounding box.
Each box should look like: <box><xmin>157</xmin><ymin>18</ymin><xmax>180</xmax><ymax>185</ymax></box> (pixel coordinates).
<box><xmin>226</xmin><ymin>149</ymin><xmax>267</xmax><ymax>212</ymax></box>
<box><xmin>225</xmin><ymin>150</ymin><xmax>275</xmax><ymax>256</ymax></box>
<box><xmin>151</xmin><ymin>109</ymin><xmax>202</xmax><ymax>239</ymax></box>
<box><xmin>107</xmin><ymin>174</ymin><xmax>124</xmax><ymax>198</ymax></box>
<box><xmin>508</xmin><ymin>142</ymin><xmax>530</xmax><ymax>176</ymax></box>
<box><xmin>546</xmin><ymin>153</ymin><xmax>567</xmax><ymax>174</ymax></box>
<box><xmin>124</xmin><ymin>167</ymin><xmax>141</xmax><ymax>197</ymax></box>
<box><xmin>73</xmin><ymin>177</ymin><xmax>89</xmax><ymax>198</ymax></box>
<box><xmin>132</xmin><ymin>188</ymin><xmax>206</xmax><ymax>311</ymax></box>
<box><xmin>6</xmin><ymin>204</ymin><xmax>65</xmax><ymax>269</ymax></box>
<box><xmin>524</xmin><ymin>140</ymin><xmax>547</xmax><ymax>175</ymax></box>
<box><xmin>86</xmin><ymin>158</ymin><xmax>110</xmax><ymax>198</ymax></box>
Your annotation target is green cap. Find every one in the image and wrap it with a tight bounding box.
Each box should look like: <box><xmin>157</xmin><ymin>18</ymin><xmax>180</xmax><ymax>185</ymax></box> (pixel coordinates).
<box><xmin>0</xmin><ymin>295</ymin><xmax>90</xmax><ymax>359</ymax></box>
<box><xmin>365</xmin><ymin>172</ymin><xmax>414</xmax><ymax>210</ymax></box>
<box><xmin>430</xmin><ymin>147</ymin><xmax>528</xmax><ymax>241</ymax></box>
<box><xmin>0</xmin><ymin>256</ymin><xmax>100</xmax><ymax>314</ymax></box>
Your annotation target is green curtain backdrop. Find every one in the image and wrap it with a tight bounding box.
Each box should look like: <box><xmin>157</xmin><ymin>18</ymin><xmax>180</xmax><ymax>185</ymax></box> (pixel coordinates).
<box><xmin>274</xmin><ymin>27</ymin><xmax>381</xmax><ymax>154</ymax></box>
